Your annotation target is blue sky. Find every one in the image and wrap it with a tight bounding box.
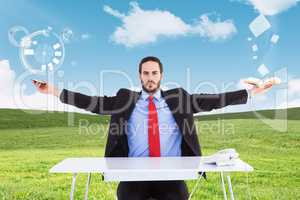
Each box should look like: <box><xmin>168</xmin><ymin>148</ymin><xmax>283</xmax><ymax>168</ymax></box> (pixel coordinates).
<box><xmin>0</xmin><ymin>0</ymin><xmax>299</xmax><ymax>113</ymax></box>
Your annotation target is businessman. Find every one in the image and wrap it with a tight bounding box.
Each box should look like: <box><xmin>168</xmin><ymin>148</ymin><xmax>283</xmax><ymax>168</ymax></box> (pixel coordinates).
<box><xmin>33</xmin><ymin>56</ymin><xmax>274</xmax><ymax>200</ymax></box>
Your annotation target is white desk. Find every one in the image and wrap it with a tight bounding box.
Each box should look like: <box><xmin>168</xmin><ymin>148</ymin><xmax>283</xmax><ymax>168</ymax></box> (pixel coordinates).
<box><xmin>50</xmin><ymin>157</ymin><xmax>253</xmax><ymax>200</ymax></box>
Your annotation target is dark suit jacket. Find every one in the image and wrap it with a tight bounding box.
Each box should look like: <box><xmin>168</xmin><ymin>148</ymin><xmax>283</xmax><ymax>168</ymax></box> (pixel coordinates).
<box><xmin>60</xmin><ymin>87</ymin><xmax>248</xmax><ymax>158</ymax></box>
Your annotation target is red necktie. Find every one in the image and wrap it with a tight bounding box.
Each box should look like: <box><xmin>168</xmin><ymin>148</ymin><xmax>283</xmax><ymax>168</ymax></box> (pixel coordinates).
<box><xmin>148</xmin><ymin>95</ymin><xmax>161</xmax><ymax>157</ymax></box>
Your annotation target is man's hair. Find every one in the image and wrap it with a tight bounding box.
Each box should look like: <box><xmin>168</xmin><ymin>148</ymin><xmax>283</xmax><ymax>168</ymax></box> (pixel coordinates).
<box><xmin>139</xmin><ymin>56</ymin><xmax>163</xmax><ymax>74</ymax></box>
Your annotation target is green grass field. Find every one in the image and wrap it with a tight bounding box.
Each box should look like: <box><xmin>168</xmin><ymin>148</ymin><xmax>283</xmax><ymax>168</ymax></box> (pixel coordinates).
<box><xmin>0</xmin><ymin>108</ymin><xmax>299</xmax><ymax>199</ymax></box>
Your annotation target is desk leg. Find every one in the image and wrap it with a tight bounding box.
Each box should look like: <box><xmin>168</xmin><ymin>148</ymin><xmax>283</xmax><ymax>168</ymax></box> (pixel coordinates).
<box><xmin>226</xmin><ymin>174</ymin><xmax>234</xmax><ymax>200</ymax></box>
<box><xmin>84</xmin><ymin>173</ymin><xmax>91</xmax><ymax>200</ymax></box>
<box><xmin>220</xmin><ymin>172</ymin><xmax>227</xmax><ymax>200</ymax></box>
<box><xmin>70</xmin><ymin>173</ymin><xmax>77</xmax><ymax>200</ymax></box>
<box><xmin>188</xmin><ymin>172</ymin><xmax>204</xmax><ymax>200</ymax></box>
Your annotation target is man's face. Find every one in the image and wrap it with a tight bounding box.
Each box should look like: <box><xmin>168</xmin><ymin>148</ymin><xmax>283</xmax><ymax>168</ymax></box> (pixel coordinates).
<box><xmin>139</xmin><ymin>61</ymin><xmax>163</xmax><ymax>93</ymax></box>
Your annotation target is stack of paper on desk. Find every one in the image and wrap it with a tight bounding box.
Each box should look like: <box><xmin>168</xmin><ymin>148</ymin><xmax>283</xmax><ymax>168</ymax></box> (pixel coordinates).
<box><xmin>202</xmin><ymin>149</ymin><xmax>239</xmax><ymax>166</ymax></box>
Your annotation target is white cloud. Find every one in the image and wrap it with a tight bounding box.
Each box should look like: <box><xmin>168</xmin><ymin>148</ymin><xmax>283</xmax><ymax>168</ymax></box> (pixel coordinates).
<box><xmin>288</xmin><ymin>79</ymin><xmax>300</xmax><ymax>97</ymax></box>
<box><xmin>234</xmin><ymin>0</ymin><xmax>299</xmax><ymax>16</ymax></box>
<box><xmin>191</xmin><ymin>15</ymin><xmax>237</xmax><ymax>41</ymax></box>
<box><xmin>103</xmin><ymin>5</ymin><xmax>126</xmax><ymax>18</ymax></box>
<box><xmin>276</xmin><ymin>78</ymin><xmax>300</xmax><ymax>109</ymax></box>
<box><xmin>0</xmin><ymin>60</ymin><xmax>16</xmax><ymax>97</ymax></box>
<box><xmin>285</xmin><ymin>99</ymin><xmax>300</xmax><ymax>108</ymax></box>
<box><xmin>103</xmin><ymin>2</ymin><xmax>237</xmax><ymax>47</ymax></box>
<box><xmin>285</xmin><ymin>78</ymin><xmax>300</xmax><ymax>108</ymax></box>
<box><xmin>0</xmin><ymin>59</ymin><xmax>90</xmax><ymax>114</ymax></box>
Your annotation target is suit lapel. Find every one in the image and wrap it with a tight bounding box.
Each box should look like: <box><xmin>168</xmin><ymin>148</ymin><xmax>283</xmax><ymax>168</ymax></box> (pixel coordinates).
<box><xmin>123</xmin><ymin>90</ymin><xmax>142</xmax><ymax>121</ymax></box>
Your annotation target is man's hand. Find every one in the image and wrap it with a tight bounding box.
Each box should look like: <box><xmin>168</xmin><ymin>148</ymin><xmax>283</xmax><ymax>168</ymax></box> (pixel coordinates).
<box><xmin>244</xmin><ymin>77</ymin><xmax>281</xmax><ymax>96</ymax></box>
<box><xmin>32</xmin><ymin>80</ymin><xmax>60</xmax><ymax>97</ymax></box>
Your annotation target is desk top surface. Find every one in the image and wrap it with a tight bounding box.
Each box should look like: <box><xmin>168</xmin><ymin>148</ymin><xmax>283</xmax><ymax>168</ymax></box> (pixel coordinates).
<box><xmin>50</xmin><ymin>156</ymin><xmax>253</xmax><ymax>174</ymax></box>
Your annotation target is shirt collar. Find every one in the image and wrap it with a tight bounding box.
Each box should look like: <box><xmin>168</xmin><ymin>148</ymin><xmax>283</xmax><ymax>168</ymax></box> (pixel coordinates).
<box><xmin>141</xmin><ymin>88</ymin><xmax>161</xmax><ymax>101</ymax></box>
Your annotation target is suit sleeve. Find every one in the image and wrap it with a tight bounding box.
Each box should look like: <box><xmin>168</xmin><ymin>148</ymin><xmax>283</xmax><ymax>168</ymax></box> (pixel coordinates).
<box><xmin>59</xmin><ymin>89</ymin><xmax>117</xmax><ymax>115</ymax></box>
<box><xmin>190</xmin><ymin>89</ymin><xmax>248</xmax><ymax>113</ymax></box>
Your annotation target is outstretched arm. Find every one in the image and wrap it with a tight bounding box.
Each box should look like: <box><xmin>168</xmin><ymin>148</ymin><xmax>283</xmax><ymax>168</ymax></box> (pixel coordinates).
<box><xmin>32</xmin><ymin>80</ymin><xmax>117</xmax><ymax>115</ymax></box>
<box><xmin>59</xmin><ymin>89</ymin><xmax>117</xmax><ymax>115</ymax></box>
<box><xmin>190</xmin><ymin>79</ymin><xmax>275</xmax><ymax>113</ymax></box>
<box><xmin>190</xmin><ymin>89</ymin><xmax>248</xmax><ymax>113</ymax></box>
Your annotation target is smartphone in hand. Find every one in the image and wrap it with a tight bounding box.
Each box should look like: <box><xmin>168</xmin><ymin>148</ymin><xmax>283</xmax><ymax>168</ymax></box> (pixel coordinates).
<box><xmin>32</xmin><ymin>79</ymin><xmax>47</xmax><ymax>85</ymax></box>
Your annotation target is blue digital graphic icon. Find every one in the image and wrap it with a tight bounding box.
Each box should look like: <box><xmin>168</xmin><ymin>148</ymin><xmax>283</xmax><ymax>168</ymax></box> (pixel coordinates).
<box><xmin>9</xmin><ymin>26</ymin><xmax>65</xmax><ymax>74</ymax></box>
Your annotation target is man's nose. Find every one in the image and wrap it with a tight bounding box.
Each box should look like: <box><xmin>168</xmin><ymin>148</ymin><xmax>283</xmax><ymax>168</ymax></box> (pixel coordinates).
<box><xmin>149</xmin><ymin>75</ymin><xmax>155</xmax><ymax>80</ymax></box>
